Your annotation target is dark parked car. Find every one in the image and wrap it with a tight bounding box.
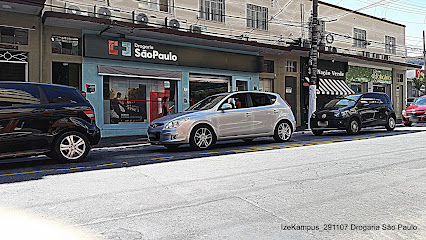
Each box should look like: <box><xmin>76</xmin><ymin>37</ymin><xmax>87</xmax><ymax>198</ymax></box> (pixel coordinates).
<box><xmin>0</xmin><ymin>82</ymin><xmax>100</xmax><ymax>162</ymax></box>
<box><xmin>310</xmin><ymin>92</ymin><xmax>396</xmax><ymax>135</ymax></box>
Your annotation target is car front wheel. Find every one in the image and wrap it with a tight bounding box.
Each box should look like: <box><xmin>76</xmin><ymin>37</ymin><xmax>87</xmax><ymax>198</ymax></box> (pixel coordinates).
<box><xmin>346</xmin><ymin>118</ymin><xmax>361</xmax><ymax>135</ymax></box>
<box><xmin>190</xmin><ymin>125</ymin><xmax>216</xmax><ymax>150</ymax></box>
<box><xmin>51</xmin><ymin>131</ymin><xmax>91</xmax><ymax>163</ymax></box>
<box><xmin>385</xmin><ymin>116</ymin><xmax>396</xmax><ymax>131</ymax></box>
<box><xmin>274</xmin><ymin>121</ymin><xmax>292</xmax><ymax>142</ymax></box>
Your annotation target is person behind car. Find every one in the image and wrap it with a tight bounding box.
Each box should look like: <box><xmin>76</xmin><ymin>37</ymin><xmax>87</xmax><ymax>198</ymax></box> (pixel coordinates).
<box><xmin>162</xmin><ymin>96</ymin><xmax>174</xmax><ymax>116</ymax></box>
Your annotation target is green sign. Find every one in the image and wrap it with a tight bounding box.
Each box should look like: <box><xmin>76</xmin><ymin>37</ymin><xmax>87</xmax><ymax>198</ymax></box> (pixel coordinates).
<box><xmin>347</xmin><ymin>66</ymin><xmax>392</xmax><ymax>84</ymax></box>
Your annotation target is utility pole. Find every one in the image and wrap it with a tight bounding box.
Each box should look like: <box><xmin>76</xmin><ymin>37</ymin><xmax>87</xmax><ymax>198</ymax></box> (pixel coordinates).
<box><xmin>308</xmin><ymin>0</ymin><xmax>319</xmax><ymax>129</ymax></box>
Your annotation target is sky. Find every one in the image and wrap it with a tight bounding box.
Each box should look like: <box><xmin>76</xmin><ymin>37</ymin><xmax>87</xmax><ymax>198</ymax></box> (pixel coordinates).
<box><xmin>319</xmin><ymin>0</ymin><xmax>426</xmax><ymax>57</ymax></box>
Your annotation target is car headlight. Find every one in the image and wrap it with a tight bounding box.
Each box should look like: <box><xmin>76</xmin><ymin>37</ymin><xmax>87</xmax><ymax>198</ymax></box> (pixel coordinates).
<box><xmin>402</xmin><ymin>110</ymin><xmax>406</xmax><ymax>116</ymax></box>
<box><xmin>311</xmin><ymin>112</ymin><xmax>316</xmax><ymax>118</ymax></box>
<box><xmin>164</xmin><ymin>117</ymin><xmax>190</xmax><ymax>129</ymax></box>
<box><xmin>334</xmin><ymin>111</ymin><xmax>341</xmax><ymax>118</ymax></box>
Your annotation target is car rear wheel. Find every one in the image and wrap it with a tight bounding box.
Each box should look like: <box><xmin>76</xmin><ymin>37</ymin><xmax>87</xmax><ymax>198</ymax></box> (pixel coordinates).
<box><xmin>312</xmin><ymin>130</ymin><xmax>323</xmax><ymax>136</ymax></box>
<box><xmin>385</xmin><ymin>116</ymin><xmax>396</xmax><ymax>131</ymax></box>
<box><xmin>274</xmin><ymin>121</ymin><xmax>292</xmax><ymax>142</ymax></box>
<box><xmin>404</xmin><ymin>122</ymin><xmax>412</xmax><ymax>127</ymax></box>
<box><xmin>51</xmin><ymin>131</ymin><xmax>91</xmax><ymax>163</ymax></box>
<box><xmin>190</xmin><ymin>125</ymin><xmax>216</xmax><ymax>150</ymax></box>
<box><xmin>346</xmin><ymin>118</ymin><xmax>361</xmax><ymax>135</ymax></box>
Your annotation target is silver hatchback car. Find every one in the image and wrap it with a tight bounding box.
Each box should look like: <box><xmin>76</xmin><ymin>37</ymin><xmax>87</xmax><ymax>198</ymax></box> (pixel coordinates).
<box><xmin>148</xmin><ymin>91</ymin><xmax>296</xmax><ymax>150</ymax></box>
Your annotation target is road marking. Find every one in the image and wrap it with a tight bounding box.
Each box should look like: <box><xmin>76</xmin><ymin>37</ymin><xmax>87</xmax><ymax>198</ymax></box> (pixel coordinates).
<box><xmin>97</xmin><ymin>163</ymin><xmax>117</xmax><ymax>167</ymax></box>
<box><xmin>200</xmin><ymin>152</ymin><xmax>219</xmax><ymax>155</ymax></box>
<box><xmin>151</xmin><ymin>156</ymin><xmax>174</xmax><ymax>160</ymax></box>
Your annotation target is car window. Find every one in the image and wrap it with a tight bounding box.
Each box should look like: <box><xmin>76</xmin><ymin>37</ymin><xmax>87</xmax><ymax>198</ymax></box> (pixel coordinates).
<box><xmin>413</xmin><ymin>97</ymin><xmax>426</xmax><ymax>106</ymax></box>
<box><xmin>187</xmin><ymin>95</ymin><xmax>227</xmax><ymax>111</ymax></box>
<box><xmin>250</xmin><ymin>93</ymin><xmax>276</xmax><ymax>107</ymax></box>
<box><xmin>222</xmin><ymin>93</ymin><xmax>248</xmax><ymax>109</ymax></box>
<box><xmin>360</xmin><ymin>94</ymin><xmax>384</xmax><ymax>105</ymax></box>
<box><xmin>41</xmin><ymin>86</ymin><xmax>81</xmax><ymax>104</ymax></box>
<box><xmin>377</xmin><ymin>94</ymin><xmax>388</xmax><ymax>104</ymax></box>
<box><xmin>0</xmin><ymin>84</ymin><xmax>41</xmax><ymax>107</ymax></box>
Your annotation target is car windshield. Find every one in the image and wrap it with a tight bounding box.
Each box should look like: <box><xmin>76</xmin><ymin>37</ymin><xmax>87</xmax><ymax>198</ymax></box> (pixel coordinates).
<box><xmin>324</xmin><ymin>95</ymin><xmax>360</xmax><ymax>108</ymax></box>
<box><xmin>413</xmin><ymin>97</ymin><xmax>426</xmax><ymax>106</ymax></box>
<box><xmin>186</xmin><ymin>95</ymin><xmax>227</xmax><ymax>111</ymax></box>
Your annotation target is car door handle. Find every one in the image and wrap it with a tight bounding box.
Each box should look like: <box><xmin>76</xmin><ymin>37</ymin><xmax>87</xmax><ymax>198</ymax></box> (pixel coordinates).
<box><xmin>273</xmin><ymin>110</ymin><xmax>279</xmax><ymax>114</ymax></box>
<box><xmin>245</xmin><ymin>112</ymin><xmax>251</xmax><ymax>117</ymax></box>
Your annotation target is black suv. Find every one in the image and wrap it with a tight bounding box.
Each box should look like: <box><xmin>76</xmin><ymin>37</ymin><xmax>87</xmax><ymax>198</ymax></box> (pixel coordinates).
<box><xmin>0</xmin><ymin>82</ymin><xmax>100</xmax><ymax>162</ymax></box>
<box><xmin>310</xmin><ymin>92</ymin><xmax>396</xmax><ymax>135</ymax></box>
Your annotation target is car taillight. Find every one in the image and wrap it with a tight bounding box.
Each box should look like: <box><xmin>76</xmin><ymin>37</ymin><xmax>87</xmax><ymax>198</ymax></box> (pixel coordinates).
<box><xmin>83</xmin><ymin>110</ymin><xmax>95</xmax><ymax>121</ymax></box>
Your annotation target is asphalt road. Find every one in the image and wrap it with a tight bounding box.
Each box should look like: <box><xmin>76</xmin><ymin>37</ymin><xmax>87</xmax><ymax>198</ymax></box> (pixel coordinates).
<box><xmin>0</xmin><ymin>126</ymin><xmax>426</xmax><ymax>239</ymax></box>
<box><xmin>0</xmin><ymin>126</ymin><xmax>424</xmax><ymax>184</ymax></box>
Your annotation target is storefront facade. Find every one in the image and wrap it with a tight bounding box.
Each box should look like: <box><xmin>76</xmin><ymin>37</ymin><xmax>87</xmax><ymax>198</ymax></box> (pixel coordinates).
<box><xmin>82</xmin><ymin>33</ymin><xmax>261</xmax><ymax>137</ymax></box>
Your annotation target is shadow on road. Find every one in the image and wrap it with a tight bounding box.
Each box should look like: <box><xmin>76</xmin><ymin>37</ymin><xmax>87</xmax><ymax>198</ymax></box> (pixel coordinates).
<box><xmin>0</xmin><ymin>128</ymin><xmax>423</xmax><ymax>184</ymax></box>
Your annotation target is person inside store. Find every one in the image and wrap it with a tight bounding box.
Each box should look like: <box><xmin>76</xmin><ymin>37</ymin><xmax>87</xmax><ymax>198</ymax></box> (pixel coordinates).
<box><xmin>111</xmin><ymin>92</ymin><xmax>126</xmax><ymax>123</ymax></box>
<box><xmin>162</xmin><ymin>96</ymin><xmax>174</xmax><ymax>116</ymax></box>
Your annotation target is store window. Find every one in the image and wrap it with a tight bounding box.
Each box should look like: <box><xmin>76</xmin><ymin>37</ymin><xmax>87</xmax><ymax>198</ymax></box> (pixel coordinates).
<box><xmin>137</xmin><ymin>0</ymin><xmax>169</xmax><ymax>12</ymax></box>
<box><xmin>385</xmin><ymin>36</ymin><xmax>396</xmax><ymax>54</ymax></box>
<box><xmin>263</xmin><ymin>60</ymin><xmax>274</xmax><ymax>73</ymax></box>
<box><xmin>51</xmin><ymin>36</ymin><xmax>81</xmax><ymax>55</ymax></box>
<box><xmin>285</xmin><ymin>61</ymin><xmax>297</xmax><ymax>72</ymax></box>
<box><xmin>353</xmin><ymin>28</ymin><xmax>367</xmax><ymax>48</ymax></box>
<box><xmin>247</xmin><ymin>4</ymin><xmax>268</xmax><ymax>31</ymax></box>
<box><xmin>0</xmin><ymin>27</ymin><xmax>28</xmax><ymax>45</ymax></box>
<box><xmin>351</xmin><ymin>83</ymin><xmax>362</xmax><ymax>94</ymax></box>
<box><xmin>200</xmin><ymin>0</ymin><xmax>225</xmax><ymax>23</ymax></box>
<box><xmin>103</xmin><ymin>76</ymin><xmax>177</xmax><ymax>124</ymax></box>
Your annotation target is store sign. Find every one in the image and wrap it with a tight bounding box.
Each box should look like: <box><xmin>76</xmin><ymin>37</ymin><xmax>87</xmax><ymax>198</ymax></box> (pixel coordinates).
<box><xmin>86</xmin><ymin>84</ymin><xmax>96</xmax><ymax>93</ymax></box>
<box><xmin>416</xmin><ymin>69</ymin><xmax>425</xmax><ymax>79</ymax></box>
<box><xmin>84</xmin><ymin>34</ymin><xmax>263</xmax><ymax>73</ymax></box>
<box><xmin>108</xmin><ymin>40</ymin><xmax>178</xmax><ymax>62</ymax></box>
<box><xmin>317</xmin><ymin>69</ymin><xmax>345</xmax><ymax>78</ymax></box>
<box><xmin>347</xmin><ymin>66</ymin><xmax>392</xmax><ymax>84</ymax></box>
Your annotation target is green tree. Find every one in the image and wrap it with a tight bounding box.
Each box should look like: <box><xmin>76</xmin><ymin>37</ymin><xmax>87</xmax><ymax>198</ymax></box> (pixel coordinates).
<box><xmin>412</xmin><ymin>77</ymin><xmax>424</xmax><ymax>91</ymax></box>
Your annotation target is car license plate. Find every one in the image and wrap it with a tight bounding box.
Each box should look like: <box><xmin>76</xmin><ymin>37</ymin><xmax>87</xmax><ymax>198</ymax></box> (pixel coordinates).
<box><xmin>410</xmin><ymin>116</ymin><xmax>418</xmax><ymax>122</ymax></box>
<box><xmin>318</xmin><ymin>121</ymin><xmax>328</xmax><ymax>127</ymax></box>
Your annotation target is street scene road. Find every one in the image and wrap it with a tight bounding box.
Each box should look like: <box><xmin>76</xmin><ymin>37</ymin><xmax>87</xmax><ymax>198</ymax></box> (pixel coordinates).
<box><xmin>0</xmin><ymin>126</ymin><xmax>425</xmax><ymax>239</ymax></box>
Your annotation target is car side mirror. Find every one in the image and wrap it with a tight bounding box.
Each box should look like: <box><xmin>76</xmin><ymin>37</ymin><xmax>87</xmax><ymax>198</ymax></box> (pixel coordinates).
<box><xmin>220</xmin><ymin>103</ymin><xmax>233</xmax><ymax>111</ymax></box>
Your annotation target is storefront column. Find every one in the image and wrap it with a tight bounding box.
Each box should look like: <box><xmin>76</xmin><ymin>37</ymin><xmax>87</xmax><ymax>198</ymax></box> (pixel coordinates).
<box><xmin>181</xmin><ymin>72</ymin><xmax>190</xmax><ymax>111</ymax></box>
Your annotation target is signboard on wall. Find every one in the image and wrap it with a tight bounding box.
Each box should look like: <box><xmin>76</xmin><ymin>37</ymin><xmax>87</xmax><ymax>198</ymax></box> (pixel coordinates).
<box><xmin>346</xmin><ymin>66</ymin><xmax>392</xmax><ymax>84</ymax></box>
<box><xmin>84</xmin><ymin>34</ymin><xmax>263</xmax><ymax>73</ymax></box>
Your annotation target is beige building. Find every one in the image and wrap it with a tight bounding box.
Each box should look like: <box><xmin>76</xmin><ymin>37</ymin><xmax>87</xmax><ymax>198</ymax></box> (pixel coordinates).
<box><xmin>1</xmin><ymin>0</ymin><xmax>419</xmax><ymax>129</ymax></box>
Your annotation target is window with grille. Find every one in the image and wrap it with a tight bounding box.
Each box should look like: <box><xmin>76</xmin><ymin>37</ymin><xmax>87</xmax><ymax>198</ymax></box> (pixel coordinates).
<box><xmin>385</xmin><ymin>36</ymin><xmax>396</xmax><ymax>54</ymax></box>
<box><xmin>200</xmin><ymin>0</ymin><xmax>225</xmax><ymax>23</ymax></box>
<box><xmin>285</xmin><ymin>61</ymin><xmax>297</xmax><ymax>72</ymax></box>
<box><xmin>137</xmin><ymin>0</ymin><xmax>169</xmax><ymax>12</ymax></box>
<box><xmin>353</xmin><ymin>28</ymin><xmax>366</xmax><ymax>48</ymax></box>
<box><xmin>247</xmin><ymin>4</ymin><xmax>268</xmax><ymax>30</ymax></box>
<box><xmin>397</xmin><ymin>73</ymin><xmax>404</xmax><ymax>82</ymax></box>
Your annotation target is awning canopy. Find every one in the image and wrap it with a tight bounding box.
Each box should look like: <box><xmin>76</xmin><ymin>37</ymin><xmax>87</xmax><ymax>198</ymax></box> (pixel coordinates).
<box><xmin>317</xmin><ymin>78</ymin><xmax>355</xmax><ymax>96</ymax></box>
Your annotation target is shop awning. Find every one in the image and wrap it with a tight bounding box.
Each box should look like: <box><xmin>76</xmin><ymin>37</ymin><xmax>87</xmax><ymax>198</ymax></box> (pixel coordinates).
<box><xmin>317</xmin><ymin>78</ymin><xmax>355</xmax><ymax>96</ymax></box>
<box><xmin>98</xmin><ymin>65</ymin><xmax>182</xmax><ymax>80</ymax></box>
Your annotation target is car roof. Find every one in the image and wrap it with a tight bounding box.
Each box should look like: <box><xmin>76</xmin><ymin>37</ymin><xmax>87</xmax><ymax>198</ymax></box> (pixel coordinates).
<box><xmin>213</xmin><ymin>91</ymin><xmax>278</xmax><ymax>96</ymax></box>
<box><xmin>0</xmin><ymin>82</ymin><xmax>77</xmax><ymax>90</ymax></box>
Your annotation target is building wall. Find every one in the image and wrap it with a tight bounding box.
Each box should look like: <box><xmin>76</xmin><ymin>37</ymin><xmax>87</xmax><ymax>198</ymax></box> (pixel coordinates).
<box><xmin>42</xmin><ymin>26</ymin><xmax>82</xmax><ymax>83</ymax></box>
<box><xmin>0</xmin><ymin>10</ymin><xmax>41</xmax><ymax>82</ymax></box>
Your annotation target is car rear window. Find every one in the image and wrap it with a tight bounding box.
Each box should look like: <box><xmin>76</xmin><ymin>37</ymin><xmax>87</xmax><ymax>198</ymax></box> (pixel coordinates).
<box><xmin>0</xmin><ymin>84</ymin><xmax>41</xmax><ymax>107</ymax></box>
<box><xmin>41</xmin><ymin>86</ymin><xmax>86</xmax><ymax>104</ymax></box>
<box><xmin>250</xmin><ymin>93</ymin><xmax>276</xmax><ymax>107</ymax></box>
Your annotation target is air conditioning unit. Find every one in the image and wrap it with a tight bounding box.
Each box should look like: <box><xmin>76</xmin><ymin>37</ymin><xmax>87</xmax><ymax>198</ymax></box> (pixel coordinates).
<box><xmin>65</xmin><ymin>4</ymin><xmax>81</xmax><ymax>15</ymax></box>
<box><xmin>168</xmin><ymin>19</ymin><xmax>180</xmax><ymax>29</ymax></box>
<box><xmin>97</xmin><ymin>7</ymin><xmax>112</xmax><ymax>19</ymax></box>
<box><xmin>136</xmin><ymin>13</ymin><xmax>149</xmax><ymax>25</ymax></box>
<box><xmin>190</xmin><ymin>25</ymin><xmax>202</xmax><ymax>34</ymax></box>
